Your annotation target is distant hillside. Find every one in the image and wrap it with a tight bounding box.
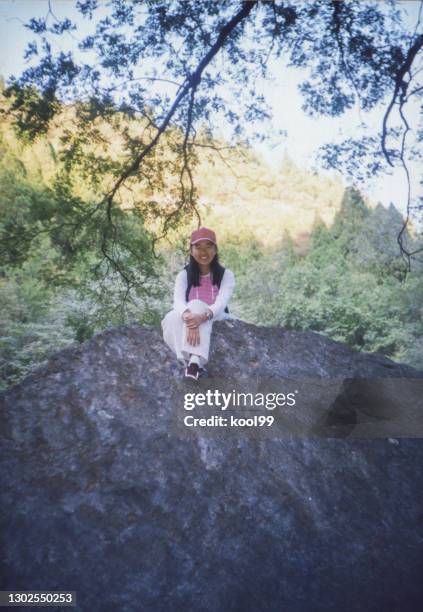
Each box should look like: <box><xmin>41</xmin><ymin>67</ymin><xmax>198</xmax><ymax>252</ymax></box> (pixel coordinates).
<box><xmin>194</xmin><ymin>149</ymin><xmax>348</xmax><ymax>246</ymax></box>
<box><xmin>0</xmin><ymin>91</ymin><xmax>389</xmax><ymax>249</ymax></box>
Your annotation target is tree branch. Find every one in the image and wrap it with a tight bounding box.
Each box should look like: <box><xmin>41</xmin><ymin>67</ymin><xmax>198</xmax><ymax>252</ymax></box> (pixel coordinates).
<box><xmin>104</xmin><ymin>1</ymin><xmax>257</xmax><ymax>209</ymax></box>
<box><xmin>103</xmin><ymin>1</ymin><xmax>258</xmax><ymax>262</ymax></box>
<box><xmin>381</xmin><ymin>33</ymin><xmax>423</xmax><ymax>166</ymax></box>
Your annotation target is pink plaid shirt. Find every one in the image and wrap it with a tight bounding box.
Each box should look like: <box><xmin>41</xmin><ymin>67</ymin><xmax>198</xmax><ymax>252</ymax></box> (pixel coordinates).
<box><xmin>187</xmin><ymin>272</ymin><xmax>219</xmax><ymax>305</ymax></box>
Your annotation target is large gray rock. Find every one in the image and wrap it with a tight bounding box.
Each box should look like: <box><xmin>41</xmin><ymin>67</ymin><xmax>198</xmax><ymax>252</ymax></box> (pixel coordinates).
<box><xmin>1</xmin><ymin>320</ymin><xmax>423</xmax><ymax>611</ymax></box>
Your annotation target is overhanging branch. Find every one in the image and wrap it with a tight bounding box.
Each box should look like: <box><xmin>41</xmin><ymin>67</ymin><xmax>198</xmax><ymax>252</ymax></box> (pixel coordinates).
<box><xmin>100</xmin><ymin>0</ymin><xmax>258</xmax><ymax>268</ymax></box>
<box><xmin>104</xmin><ymin>1</ymin><xmax>258</xmax><ymax>209</ymax></box>
<box><xmin>381</xmin><ymin>33</ymin><xmax>423</xmax><ymax>167</ymax></box>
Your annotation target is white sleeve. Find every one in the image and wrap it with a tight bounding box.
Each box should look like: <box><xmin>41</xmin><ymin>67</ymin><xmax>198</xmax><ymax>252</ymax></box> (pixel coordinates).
<box><xmin>173</xmin><ymin>270</ymin><xmax>188</xmax><ymax>317</ymax></box>
<box><xmin>209</xmin><ymin>269</ymin><xmax>235</xmax><ymax>319</ymax></box>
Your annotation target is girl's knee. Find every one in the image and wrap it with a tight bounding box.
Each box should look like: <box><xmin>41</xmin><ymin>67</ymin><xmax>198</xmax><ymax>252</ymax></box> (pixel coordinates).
<box><xmin>186</xmin><ymin>299</ymin><xmax>209</xmax><ymax>314</ymax></box>
<box><xmin>161</xmin><ymin>309</ymin><xmax>180</xmax><ymax>327</ymax></box>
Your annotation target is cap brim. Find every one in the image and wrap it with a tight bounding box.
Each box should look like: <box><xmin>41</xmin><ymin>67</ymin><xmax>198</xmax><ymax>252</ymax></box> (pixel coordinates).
<box><xmin>191</xmin><ymin>238</ymin><xmax>216</xmax><ymax>245</ymax></box>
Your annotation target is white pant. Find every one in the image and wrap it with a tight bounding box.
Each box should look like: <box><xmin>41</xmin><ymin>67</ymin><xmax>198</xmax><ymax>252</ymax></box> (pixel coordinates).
<box><xmin>161</xmin><ymin>299</ymin><xmax>217</xmax><ymax>367</ymax></box>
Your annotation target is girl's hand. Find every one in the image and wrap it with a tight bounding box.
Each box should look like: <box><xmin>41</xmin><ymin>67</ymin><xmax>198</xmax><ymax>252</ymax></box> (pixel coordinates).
<box><xmin>186</xmin><ymin>327</ymin><xmax>200</xmax><ymax>346</ymax></box>
<box><xmin>183</xmin><ymin>312</ymin><xmax>206</xmax><ymax>328</ymax></box>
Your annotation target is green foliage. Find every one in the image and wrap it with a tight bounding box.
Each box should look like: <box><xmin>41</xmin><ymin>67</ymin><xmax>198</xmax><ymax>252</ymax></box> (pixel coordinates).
<box><xmin>228</xmin><ymin>188</ymin><xmax>423</xmax><ymax>370</ymax></box>
<box><xmin>0</xmin><ymin>0</ymin><xmax>421</xmax><ymax>389</ymax></box>
<box><xmin>0</xmin><ymin>261</ymin><xmax>72</xmax><ymax>390</ymax></box>
<box><xmin>0</xmin><ymin>131</ymin><xmax>167</xmax><ymax>389</ymax></box>
<box><xmin>1</xmin><ymin>94</ymin><xmax>422</xmax><ymax>389</ymax></box>
<box><xmin>4</xmin><ymin>83</ymin><xmax>61</xmax><ymax>142</ymax></box>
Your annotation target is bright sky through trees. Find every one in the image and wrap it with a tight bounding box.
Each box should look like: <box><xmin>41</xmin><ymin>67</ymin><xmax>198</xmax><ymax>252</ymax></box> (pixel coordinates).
<box><xmin>0</xmin><ymin>0</ymin><xmax>421</xmax><ymax>219</ymax></box>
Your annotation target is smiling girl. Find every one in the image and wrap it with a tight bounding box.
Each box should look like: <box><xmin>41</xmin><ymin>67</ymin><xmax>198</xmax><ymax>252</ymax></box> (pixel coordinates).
<box><xmin>161</xmin><ymin>227</ymin><xmax>235</xmax><ymax>380</ymax></box>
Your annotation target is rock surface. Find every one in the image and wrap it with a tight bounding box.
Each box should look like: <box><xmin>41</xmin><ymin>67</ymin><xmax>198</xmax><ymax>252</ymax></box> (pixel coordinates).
<box><xmin>1</xmin><ymin>320</ymin><xmax>423</xmax><ymax>611</ymax></box>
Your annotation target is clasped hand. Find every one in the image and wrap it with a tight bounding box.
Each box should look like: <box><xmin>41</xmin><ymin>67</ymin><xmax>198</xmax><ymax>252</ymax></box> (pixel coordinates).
<box><xmin>183</xmin><ymin>310</ymin><xmax>206</xmax><ymax>346</ymax></box>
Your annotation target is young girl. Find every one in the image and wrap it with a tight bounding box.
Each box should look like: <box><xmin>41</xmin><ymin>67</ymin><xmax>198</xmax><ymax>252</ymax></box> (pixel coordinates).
<box><xmin>161</xmin><ymin>226</ymin><xmax>235</xmax><ymax>380</ymax></box>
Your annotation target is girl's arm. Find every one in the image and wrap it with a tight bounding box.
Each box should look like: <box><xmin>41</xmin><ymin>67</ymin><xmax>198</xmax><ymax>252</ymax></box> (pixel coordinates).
<box><xmin>209</xmin><ymin>269</ymin><xmax>236</xmax><ymax>319</ymax></box>
<box><xmin>173</xmin><ymin>270</ymin><xmax>189</xmax><ymax>316</ymax></box>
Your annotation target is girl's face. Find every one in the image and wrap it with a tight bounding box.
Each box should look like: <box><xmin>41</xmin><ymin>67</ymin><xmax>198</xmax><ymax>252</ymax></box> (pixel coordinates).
<box><xmin>190</xmin><ymin>239</ymin><xmax>217</xmax><ymax>268</ymax></box>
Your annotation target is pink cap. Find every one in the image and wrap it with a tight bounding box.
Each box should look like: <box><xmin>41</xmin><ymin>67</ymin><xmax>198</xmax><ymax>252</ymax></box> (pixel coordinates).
<box><xmin>190</xmin><ymin>227</ymin><xmax>217</xmax><ymax>245</ymax></box>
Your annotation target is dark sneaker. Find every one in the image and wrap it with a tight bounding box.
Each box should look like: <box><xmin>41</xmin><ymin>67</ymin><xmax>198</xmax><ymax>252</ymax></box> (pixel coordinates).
<box><xmin>198</xmin><ymin>367</ymin><xmax>207</xmax><ymax>378</ymax></box>
<box><xmin>185</xmin><ymin>362</ymin><xmax>200</xmax><ymax>380</ymax></box>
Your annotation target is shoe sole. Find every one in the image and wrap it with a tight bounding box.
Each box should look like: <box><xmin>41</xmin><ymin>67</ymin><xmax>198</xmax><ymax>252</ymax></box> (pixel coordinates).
<box><xmin>184</xmin><ymin>368</ymin><xmax>199</xmax><ymax>381</ymax></box>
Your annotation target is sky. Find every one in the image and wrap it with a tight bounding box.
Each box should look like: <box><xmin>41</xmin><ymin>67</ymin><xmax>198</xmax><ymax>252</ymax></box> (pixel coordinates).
<box><xmin>0</xmin><ymin>0</ymin><xmax>422</xmax><ymax>222</ymax></box>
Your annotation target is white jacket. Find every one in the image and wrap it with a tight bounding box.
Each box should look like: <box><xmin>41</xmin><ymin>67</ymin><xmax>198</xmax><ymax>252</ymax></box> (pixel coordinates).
<box><xmin>173</xmin><ymin>268</ymin><xmax>236</xmax><ymax>321</ymax></box>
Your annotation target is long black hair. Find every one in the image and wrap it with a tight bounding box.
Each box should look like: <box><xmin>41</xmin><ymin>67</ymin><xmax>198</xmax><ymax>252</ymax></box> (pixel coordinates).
<box><xmin>184</xmin><ymin>249</ymin><xmax>226</xmax><ymax>301</ymax></box>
